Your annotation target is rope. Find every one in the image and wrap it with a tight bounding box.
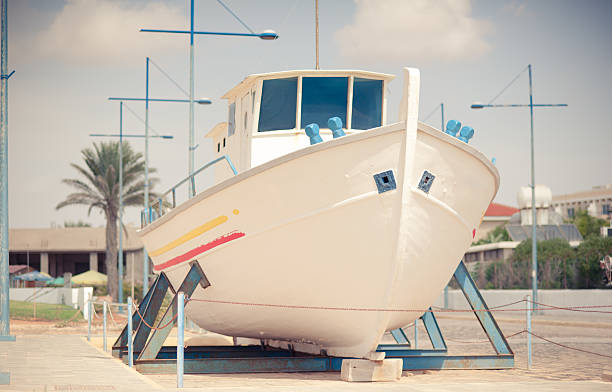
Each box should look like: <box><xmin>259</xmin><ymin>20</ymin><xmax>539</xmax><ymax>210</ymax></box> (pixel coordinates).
<box><xmin>106</xmin><ymin>304</ymin><xmax>120</xmax><ymax>329</ymax></box>
<box><xmin>526</xmin><ymin>331</ymin><xmax>612</xmax><ymax>360</ymax></box>
<box><xmin>131</xmin><ymin>299</ymin><xmax>180</xmax><ymax>331</ymax></box>
<box><xmin>529</xmin><ymin>300</ymin><xmax>612</xmax><ymax>314</ymax></box>
<box><xmin>438</xmin><ymin>329</ymin><xmax>527</xmax><ymax>344</ymax></box>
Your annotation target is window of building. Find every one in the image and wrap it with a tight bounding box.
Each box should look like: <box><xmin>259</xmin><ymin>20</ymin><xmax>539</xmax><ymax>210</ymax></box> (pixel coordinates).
<box><xmin>301</xmin><ymin>77</ymin><xmax>348</xmax><ymax>129</ymax></box>
<box><xmin>217</xmin><ymin>142</ymin><xmax>220</xmax><ymax>153</ymax></box>
<box><xmin>228</xmin><ymin>103</ymin><xmax>236</xmax><ymax>136</ymax></box>
<box><xmin>603</xmin><ymin>204</ymin><xmax>610</xmax><ymax>215</ymax></box>
<box><xmin>352</xmin><ymin>78</ymin><xmax>382</xmax><ymax>130</ymax></box>
<box><xmin>223</xmin><ymin>138</ymin><xmax>226</xmax><ymax>148</ymax></box>
<box><xmin>567</xmin><ymin>207</ymin><xmax>575</xmax><ymax>218</ymax></box>
<box><xmin>258</xmin><ymin>78</ymin><xmax>298</xmax><ymax>132</ymax></box>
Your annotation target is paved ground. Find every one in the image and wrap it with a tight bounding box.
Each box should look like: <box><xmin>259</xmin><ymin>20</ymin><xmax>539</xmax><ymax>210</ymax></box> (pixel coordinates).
<box><xmin>1</xmin><ymin>313</ymin><xmax>611</xmax><ymax>391</ymax></box>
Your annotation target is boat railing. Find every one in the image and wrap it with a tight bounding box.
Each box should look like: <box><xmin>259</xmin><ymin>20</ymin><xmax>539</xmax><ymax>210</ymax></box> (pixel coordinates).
<box><xmin>140</xmin><ymin>155</ymin><xmax>238</xmax><ymax>228</ymax></box>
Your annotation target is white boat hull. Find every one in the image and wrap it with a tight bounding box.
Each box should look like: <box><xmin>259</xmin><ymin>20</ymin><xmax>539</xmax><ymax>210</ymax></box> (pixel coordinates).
<box><xmin>139</xmin><ymin>120</ymin><xmax>498</xmax><ymax>358</ymax></box>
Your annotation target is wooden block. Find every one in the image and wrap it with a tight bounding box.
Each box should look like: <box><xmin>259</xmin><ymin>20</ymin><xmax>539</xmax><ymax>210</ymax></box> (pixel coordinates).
<box><xmin>602</xmin><ymin>371</ymin><xmax>612</xmax><ymax>382</ymax></box>
<box><xmin>341</xmin><ymin>359</ymin><xmax>402</xmax><ymax>382</ymax></box>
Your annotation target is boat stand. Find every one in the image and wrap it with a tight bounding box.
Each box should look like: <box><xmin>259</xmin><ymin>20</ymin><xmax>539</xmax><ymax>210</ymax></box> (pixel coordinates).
<box><xmin>112</xmin><ymin>260</ymin><xmax>513</xmax><ymax>374</ymax></box>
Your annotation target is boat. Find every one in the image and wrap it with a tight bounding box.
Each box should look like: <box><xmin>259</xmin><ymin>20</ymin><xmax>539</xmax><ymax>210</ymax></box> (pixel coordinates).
<box><xmin>138</xmin><ymin>68</ymin><xmax>499</xmax><ymax>359</ymax></box>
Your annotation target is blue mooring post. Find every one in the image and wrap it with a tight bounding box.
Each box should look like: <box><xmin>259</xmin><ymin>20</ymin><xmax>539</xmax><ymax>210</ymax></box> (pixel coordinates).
<box><xmin>177</xmin><ymin>292</ymin><xmax>185</xmax><ymax>388</ymax></box>
<box><xmin>103</xmin><ymin>301</ymin><xmax>107</xmax><ymax>352</ymax></box>
<box><xmin>127</xmin><ymin>297</ymin><xmax>133</xmax><ymax>367</ymax></box>
<box><xmin>87</xmin><ymin>299</ymin><xmax>92</xmax><ymax>342</ymax></box>
<box><xmin>526</xmin><ymin>295</ymin><xmax>532</xmax><ymax>369</ymax></box>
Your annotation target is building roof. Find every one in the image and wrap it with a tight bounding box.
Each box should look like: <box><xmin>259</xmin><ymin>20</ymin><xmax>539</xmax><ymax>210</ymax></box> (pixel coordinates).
<box><xmin>9</xmin><ymin>227</ymin><xmax>143</xmax><ymax>252</ymax></box>
<box><xmin>9</xmin><ymin>265</ymin><xmax>29</xmax><ymax>275</ymax></box>
<box><xmin>551</xmin><ymin>185</ymin><xmax>612</xmax><ymax>204</ymax></box>
<box><xmin>485</xmin><ymin>203</ymin><xmax>519</xmax><ymax>217</ymax></box>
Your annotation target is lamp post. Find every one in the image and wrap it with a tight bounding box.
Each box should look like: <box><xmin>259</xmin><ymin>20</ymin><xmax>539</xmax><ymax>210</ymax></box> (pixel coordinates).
<box><xmin>470</xmin><ymin>64</ymin><xmax>567</xmax><ymax>308</ymax></box>
<box><xmin>109</xmin><ymin>57</ymin><xmax>211</xmax><ymax>292</ymax></box>
<box><xmin>0</xmin><ymin>0</ymin><xmax>15</xmax><ymax>343</ymax></box>
<box><xmin>141</xmin><ymin>0</ymin><xmax>278</xmax><ymax>197</ymax></box>
<box><xmin>90</xmin><ymin>103</ymin><xmax>175</xmax><ymax>304</ymax></box>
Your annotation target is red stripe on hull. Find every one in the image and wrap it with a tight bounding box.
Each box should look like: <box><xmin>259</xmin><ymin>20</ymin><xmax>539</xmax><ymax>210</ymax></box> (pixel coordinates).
<box><xmin>154</xmin><ymin>232</ymin><xmax>245</xmax><ymax>271</ymax></box>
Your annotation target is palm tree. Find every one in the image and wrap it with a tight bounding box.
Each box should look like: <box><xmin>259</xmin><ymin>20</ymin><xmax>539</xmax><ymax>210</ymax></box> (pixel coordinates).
<box><xmin>56</xmin><ymin>141</ymin><xmax>159</xmax><ymax>301</ymax></box>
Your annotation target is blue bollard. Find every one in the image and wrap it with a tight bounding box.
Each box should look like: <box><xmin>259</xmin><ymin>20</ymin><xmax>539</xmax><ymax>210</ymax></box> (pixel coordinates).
<box><xmin>444</xmin><ymin>120</ymin><xmax>461</xmax><ymax>137</ymax></box>
<box><xmin>328</xmin><ymin>117</ymin><xmax>345</xmax><ymax>138</ymax></box>
<box><xmin>305</xmin><ymin>123</ymin><xmax>323</xmax><ymax>145</ymax></box>
<box><xmin>458</xmin><ymin>126</ymin><xmax>474</xmax><ymax>143</ymax></box>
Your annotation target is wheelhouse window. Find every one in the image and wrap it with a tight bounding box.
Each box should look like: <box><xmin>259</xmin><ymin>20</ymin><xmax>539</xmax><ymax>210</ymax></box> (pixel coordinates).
<box><xmin>258</xmin><ymin>77</ymin><xmax>297</xmax><ymax>132</ymax></box>
<box><xmin>228</xmin><ymin>102</ymin><xmax>236</xmax><ymax>136</ymax></box>
<box><xmin>352</xmin><ymin>78</ymin><xmax>382</xmax><ymax>130</ymax></box>
<box><xmin>301</xmin><ymin>77</ymin><xmax>348</xmax><ymax>129</ymax></box>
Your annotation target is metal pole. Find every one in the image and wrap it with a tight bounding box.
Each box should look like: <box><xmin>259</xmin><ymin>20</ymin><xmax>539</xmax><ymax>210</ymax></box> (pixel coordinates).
<box><xmin>315</xmin><ymin>0</ymin><xmax>319</xmax><ymax>70</ymax></box>
<box><xmin>188</xmin><ymin>0</ymin><xmax>195</xmax><ymax>198</ymax></box>
<box><xmin>118</xmin><ymin>102</ymin><xmax>124</xmax><ymax>307</ymax></box>
<box><xmin>127</xmin><ymin>297</ymin><xmax>133</xmax><ymax>367</ymax></box>
<box><xmin>441</xmin><ymin>103</ymin><xmax>448</xmax><ymax>310</ymax></box>
<box><xmin>528</xmin><ymin>64</ymin><xmax>538</xmax><ymax>311</ymax></box>
<box><xmin>87</xmin><ymin>299</ymin><xmax>92</xmax><ymax>342</ymax></box>
<box><xmin>0</xmin><ymin>0</ymin><xmax>10</xmax><ymax>339</ymax></box>
<box><xmin>177</xmin><ymin>292</ymin><xmax>184</xmax><ymax>388</ymax></box>
<box><xmin>414</xmin><ymin>319</ymin><xmax>418</xmax><ymax>349</ymax></box>
<box><xmin>103</xmin><ymin>301</ymin><xmax>107</xmax><ymax>352</ymax></box>
<box><xmin>143</xmin><ymin>57</ymin><xmax>150</xmax><ymax>293</ymax></box>
<box><xmin>526</xmin><ymin>295</ymin><xmax>532</xmax><ymax>369</ymax></box>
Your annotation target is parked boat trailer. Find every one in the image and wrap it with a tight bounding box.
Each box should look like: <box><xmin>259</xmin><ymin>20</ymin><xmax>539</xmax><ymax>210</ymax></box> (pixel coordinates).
<box><xmin>112</xmin><ymin>260</ymin><xmax>514</xmax><ymax>374</ymax></box>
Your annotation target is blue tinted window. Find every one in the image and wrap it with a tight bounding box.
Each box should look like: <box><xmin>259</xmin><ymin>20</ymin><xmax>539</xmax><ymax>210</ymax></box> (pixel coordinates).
<box><xmin>352</xmin><ymin>78</ymin><xmax>382</xmax><ymax>130</ymax></box>
<box><xmin>258</xmin><ymin>78</ymin><xmax>297</xmax><ymax>132</ymax></box>
<box><xmin>228</xmin><ymin>102</ymin><xmax>236</xmax><ymax>136</ymax></box>
<box><xmin>301</xmin><ymin>77</ymin><xmax>348</xmax><ymax>128</ymax></box>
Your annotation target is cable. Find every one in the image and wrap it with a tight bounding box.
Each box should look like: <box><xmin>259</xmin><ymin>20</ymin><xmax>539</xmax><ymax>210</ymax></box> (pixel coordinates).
<box><xmin>216</xmin><ymin>0</ymin><xmax>255</xmax><ymax>34</ymax></box>
<box><xmin>423</xmin><ymin>103</ymin><xmax>442</xmax><ymax>122</ymax></box>
<box><xmin>149</xmin><ymin>58</ymin><xmax>190</xmax><ymax>98</ymax></box>
<box><xmin>487</xmin><ymin>65</ymin><xmax>529</xmax><ymax>105</ymax></box>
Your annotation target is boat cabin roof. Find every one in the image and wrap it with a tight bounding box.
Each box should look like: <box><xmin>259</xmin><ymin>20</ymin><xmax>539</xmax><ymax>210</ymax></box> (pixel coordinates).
<box><xmin>222</xmin><ymin>69</ymin><xmax>395</xmax><ymax>101</ymax></box>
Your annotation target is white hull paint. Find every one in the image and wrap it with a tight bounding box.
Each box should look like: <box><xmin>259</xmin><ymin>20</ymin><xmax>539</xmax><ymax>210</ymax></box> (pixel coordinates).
<box><xmin>139</xmin><ymin>120</ymin><xmax>499</xmax><ymax>358</ymax></box>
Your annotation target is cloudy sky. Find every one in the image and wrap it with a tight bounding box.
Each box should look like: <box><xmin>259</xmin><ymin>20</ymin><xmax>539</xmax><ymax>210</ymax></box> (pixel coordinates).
<box><xmin>6</xmin><ymin>0</ymin><xmax>612</xmax><ymax>228</ymax></box>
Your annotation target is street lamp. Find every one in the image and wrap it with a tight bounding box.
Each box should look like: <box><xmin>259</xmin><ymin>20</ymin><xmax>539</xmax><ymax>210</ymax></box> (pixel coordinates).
<box><xmin>141</xmin><ymin>0</ymin><xmax>278</xmax><ymax>197</ymax></box>
<box><xmin>90</xmin><ymin>103</ymin><xmax>176</xmax><ymax>305</ymax></box>
<box><xmin>109</xmin><ymin>57</ymin><xmax>212</xmax><ymax>293</ymax></box>
<box><xmin>470</xmin><ymin>64</ymin><xmax>568</xmax><ymax>309</ymax></box>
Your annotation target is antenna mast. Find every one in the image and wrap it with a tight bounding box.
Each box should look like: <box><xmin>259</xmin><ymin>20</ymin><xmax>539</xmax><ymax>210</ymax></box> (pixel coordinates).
<box><xmin>315</xmin><ymin>0</ymin><xmax>319</xmax><ymax>70</ymax></box>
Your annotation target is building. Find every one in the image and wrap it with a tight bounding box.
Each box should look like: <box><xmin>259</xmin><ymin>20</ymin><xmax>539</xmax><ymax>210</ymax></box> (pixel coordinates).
<box><xmin>8</xmin><ymin>227</ymin><xmax>147</xmax><ymax>284</ymax></box>
<box><xmin>552</xmin><ymin>184</ymin><xmax>612</xmax><ymax>220</ymax></box>
<box><xmin>475</xmin><ymin>203</ymin><xmax>519</xmax><ymax>241</ymax></box>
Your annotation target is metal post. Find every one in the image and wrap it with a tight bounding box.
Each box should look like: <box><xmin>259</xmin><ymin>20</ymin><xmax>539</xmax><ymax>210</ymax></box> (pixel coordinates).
<box><xmin>87</xmin><ymin>300</ymin><xmax>92</xmax><ymax>342</ymax></box>
<box><xmin>441</xmin><ymin>103</ymin><xmax>448</xmax><ymax>310</ymax></box>
<box><xmin>118</xmin><ymin>102</ymin><xmax>124</xmax><ymax>307</ymax></box>
<box><xmin>143</xmin><ymin>57</ymin><xmax>150</xmax><ymax>293</ymax></box>
<box><xmin>528</xmin><ymin>64</ymin><xmax>538</xmax><ymax>311</ymax></box>
<box><xmin>188</xmin><ymin>0</ymin><xmax>195</xmax><ymax>198</ymax></box>
<box><xmin>526</xmin><ymin>295</ymin><xmax>532</xmax><ymax>369</ymax></box>
<box><xmin>127</xmin><ymin>297</ymin><xmax>133</xmax><ymax>367</ymax></box>
<box><xmin>177</xmin><ymin>292</ymin><xmax>185</xmax><ymax>388</ymax></box>
<box><xmin>0</xmin><ymin>0</ymin><xmax>10</xmax><ymax>340</ymax></box>
<box><xmin>103</xmin><ymin>301</ymin><xmax>107</xmax><ymax>351</ymax></box>
<box><xmin>414</xmin><ymin>319</ymin><xmax>418</xmax><ymax>349</ymax></box>
<box><xmin>315</xmin><ymin>0</ymin><xmax>319</xmax><ymax>70</ymax></box>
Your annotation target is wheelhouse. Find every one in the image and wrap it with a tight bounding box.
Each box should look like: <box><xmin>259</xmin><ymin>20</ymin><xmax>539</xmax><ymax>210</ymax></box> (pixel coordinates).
<box><xmin>206</xmin><ymin>70</ymin><xmax>394</xmax><ymax>184</ymax></box>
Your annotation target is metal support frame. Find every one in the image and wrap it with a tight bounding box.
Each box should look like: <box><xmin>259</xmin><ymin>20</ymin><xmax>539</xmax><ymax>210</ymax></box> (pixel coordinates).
<box><xmin>114</xmin><ymin>260</ymin><xmax>513</xmax><ymax>374</ymax></box>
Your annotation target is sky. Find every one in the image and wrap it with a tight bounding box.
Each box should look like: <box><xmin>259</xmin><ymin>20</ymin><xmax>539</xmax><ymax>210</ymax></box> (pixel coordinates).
<box><xmin>5</xmin><ymin>0</ymin><xmax>612</xmax><ymax>228</ymax></box>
